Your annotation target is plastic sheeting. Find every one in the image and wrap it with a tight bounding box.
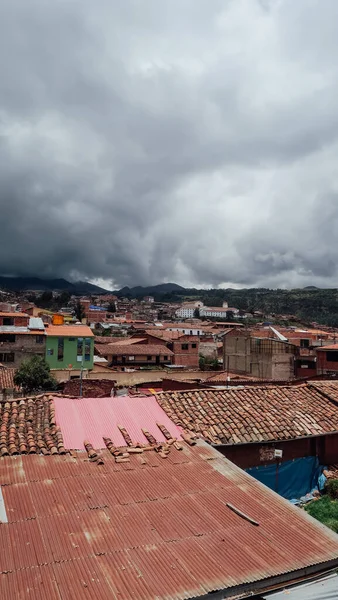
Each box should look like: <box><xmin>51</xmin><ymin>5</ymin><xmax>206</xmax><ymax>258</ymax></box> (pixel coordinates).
<box><xmin>263</xmin><ymin>572</ymin><xmax>338</xmax><ymax>599</ymax></box>
<box><xmin>246</xmin><ymin>456</ymin><xmax>323</xmax><ymax>500</ymax></box>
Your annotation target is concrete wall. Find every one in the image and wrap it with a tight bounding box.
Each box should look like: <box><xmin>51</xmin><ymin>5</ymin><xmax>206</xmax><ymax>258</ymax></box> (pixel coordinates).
<box><xmin>0</xmin><ymin>333</ymin><xmax>46</xmax><ymax>368</ymax></box>
<box><xmin>45</xmin><ymin>335</ymin><xmax>94</xmax><ymax>370</ymax></box>
<box><xmin>53</xmin><ymin>368</ymin><xmax>216</xmax><ymax>385</ymax></box>
<box><xmin>223</xmin><ymin>335</ymin><xmax>251</xmax><ymax>374</ymax></box>
<box><xmin>199</xmin><ymin>341</ymin><xmax>219</xmax><ymax>359</ymax></box>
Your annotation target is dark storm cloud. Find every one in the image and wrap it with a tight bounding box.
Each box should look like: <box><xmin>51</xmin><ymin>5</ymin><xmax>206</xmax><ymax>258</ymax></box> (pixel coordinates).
<box><xmin>1</xmin><ymin>0</ymin><xmax>338</xmax><ymax>288</ymax></box>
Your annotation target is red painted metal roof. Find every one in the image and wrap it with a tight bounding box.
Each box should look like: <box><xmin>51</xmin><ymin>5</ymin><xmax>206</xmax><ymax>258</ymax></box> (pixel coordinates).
<box><xmin>54</xmin><ymin>395</ymin><xmax>183</xmax><ymax>449</ymax></box>
<box><xmin>1</xmin><ymin>444</ymin><xmax>338</xmax><ymax>599</ymax></box>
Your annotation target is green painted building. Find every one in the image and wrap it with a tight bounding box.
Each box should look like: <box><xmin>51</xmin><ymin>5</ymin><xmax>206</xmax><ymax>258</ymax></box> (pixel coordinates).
<box><xmin>45</xmin><ymin>325</ymin><xmax>94</xmax><ymax>370</ymax></box>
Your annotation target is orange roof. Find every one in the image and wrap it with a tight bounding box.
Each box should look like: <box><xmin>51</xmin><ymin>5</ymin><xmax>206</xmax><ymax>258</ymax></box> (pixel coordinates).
<box><xmin>0</xmin><ymin>312</ymin><xmax>29</xmax><ymax>318</ymax></box>
<box><xmin>45</xmin><ymin>325</ymin><xmax>94</xmax><ymax>337</ymax></box>
<box><xmin>317</xmin><ymin>344</ymin><xmax>338</xmax><ymax>351</ymax></box>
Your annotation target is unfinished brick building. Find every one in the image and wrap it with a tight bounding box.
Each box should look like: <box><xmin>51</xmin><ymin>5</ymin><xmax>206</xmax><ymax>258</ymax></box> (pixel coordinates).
<box><xmin>223</xmin><ymin>329</ymin><xmax>297</xmax><ymax>380</ymax></box>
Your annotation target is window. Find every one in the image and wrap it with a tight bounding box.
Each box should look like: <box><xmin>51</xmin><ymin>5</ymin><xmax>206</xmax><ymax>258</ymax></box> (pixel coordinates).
<box><xmin>181</xmin><ymin>344</ymin><xmax>189</xmax><ymax>350</ymax></box>
<box><xmin>327</xmin><ymin>351</ymin><xmax>338</xmax><ymax>362</ymax></box>
<box><xmin>84</xmin><ymin>337</ymin><xmax>91</xmax><ymax>361</ymax></box>
<box><xmin>0</xmin><ymin>334</ymin><xmax>16</xmax><ymax>343</ymax></box>
<box><xmin>47</xmin><ymin>349</ymin><xmax>54</xmax><ymax>356</ymax></box>
<box><xmin>300</xmin><ymin>339</ymin><xmax>310</xmax><ymax>348</ymax></box>
<box><xmin>58</xmin><ymin>337</ymin><xmax>64</xmax><ymax>361</ymax></box>
<box><xmin>164</xmin><ymin>356</ymin><xmax>168</xmax><ymax>361</ymax></box>
<box><xmin>77</xmin><ymin>338</ymin><xmax>83</xmax><ymax>356</ymax></box>
<box><xmin>192</xmin><ymin>343</ymin><xmax>197</xmax><ymax>348</ymax></box>
<box><xmin>2</xmin><ymin>317</ymin><xmax>14</xmax><ymax>326</ymax></box>
<box><xmin>147</xmin><ymin>355</ymin><xmax>152</xmax><ymax>361</ymax></box>
<box><xmin>0</xmin><ymin>352</ymin><xmax>14</xmax><ymax>363</ymax></box>
<box><xmin>190</xmin><ymin>330</ymin><xmax>193</xmax><ymax>335</ymax></box>
<box><xmin>36</xmin><ymin>335</ymin><xmax>44</xmax><ymax>344</ymax></box>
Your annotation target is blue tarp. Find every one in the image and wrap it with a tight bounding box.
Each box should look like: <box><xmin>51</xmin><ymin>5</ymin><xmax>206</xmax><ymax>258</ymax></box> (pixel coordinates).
<box><xmin>246</xmin><ymin>456</ymin><xmax>324</xmax><ymax>500</ymax></box>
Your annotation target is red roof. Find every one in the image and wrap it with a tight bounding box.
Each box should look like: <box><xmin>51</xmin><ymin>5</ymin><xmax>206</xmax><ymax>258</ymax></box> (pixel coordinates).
<box><xmin>45</xmin><ymin>324</ymin><xmax>94</xmax><ymax>337</ymax></box>
<box><xmin>156</xmin><ymin>384</ymin><xmax>338</xmax><ymax>445</ymax></box>
<box><xmin>54</xmin><ymin>395</ymin><xmax>182</xmax><ymax>449</ymax></box>
<box><xmin>0</xmin><ymin>367</ymin><xmax>15</xmax><ymax>389</ymax></box>
<box><xmin>1</xmin><ymin>442</ymin><xmax>338</xmax><ymax>598</ymax></box>
<box><xmin>0</xmin><ymin>312</ymin><xmax>29</xmax><ymax>317</ymax></box>
<box><xmin>95</xmin><ymin>344</ymin><xmax>173</xmax><ymax>356</ymax></box>
<box><xmin>316</xmin><ymin>344</ymin><xmax>338</xmax><ymax>351</ymax></box>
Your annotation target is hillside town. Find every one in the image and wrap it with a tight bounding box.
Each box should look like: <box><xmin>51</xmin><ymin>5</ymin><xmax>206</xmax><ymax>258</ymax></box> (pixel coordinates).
<box><xmin>2</xmin><ymin>286</ymin><xmax>338</xmax><ymax>597</ymax></box>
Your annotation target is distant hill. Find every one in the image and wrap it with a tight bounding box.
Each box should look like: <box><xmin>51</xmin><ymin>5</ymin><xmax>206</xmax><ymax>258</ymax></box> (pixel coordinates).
<box><xmin>0</xmin><ymin>276</ymin><xmax>109</xmax><ymax>294</ymax></box>
<box><xmin>117</xmin><ymin>283</ymin><xmax>185</xmax><ymax>298</ymax></box>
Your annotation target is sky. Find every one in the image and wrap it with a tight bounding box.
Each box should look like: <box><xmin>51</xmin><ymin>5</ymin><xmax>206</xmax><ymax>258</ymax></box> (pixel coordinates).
<box><xmin>1</xmin><ymin>0</ymin><xmax>338</xmax><ymax>290</ymax></box>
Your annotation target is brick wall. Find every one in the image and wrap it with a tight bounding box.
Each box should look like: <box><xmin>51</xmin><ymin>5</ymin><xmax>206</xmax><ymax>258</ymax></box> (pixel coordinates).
<box><xmin>317</xmin><ymin>351</ymin><xmax>338</xmax><ymax>374</ymax></box>
<box><xmin>171</xmin><ymin>339</ymin><xmax>199</xmax><ymax>368</ymax></box>
<box><xmin>224</xmin><ymin>333</ymin><xmax>296</xmax><ymax>380</ymax></box>
<box><xmin>0</xmin><ymin>315</ymin><xmax>29</xmax><ymax>327</ymax></box>
<box><xmin>0</xmin><ymin>333</ymin><xmax>46</xmax><ymax>368</ymax></box>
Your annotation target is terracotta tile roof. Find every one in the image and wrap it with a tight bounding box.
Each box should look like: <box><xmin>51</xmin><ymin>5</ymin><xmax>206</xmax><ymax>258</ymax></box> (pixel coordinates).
<box><xmin>145</xmin><ymin>329</ymin><xmax>185</xmax><ymax>340</ymax></box>
<box><xmin>205</xmin><ymin>371</ymin><xmax>260</xmax><ymax>383</ymax></box>
<box><xmin>310</xmin><ymin>381</ymin><xmax>338</xmax><ymax>396</ymax></box>
<box><xmin>0</xmin><ymin>368</ymin><xmax>16</xmax><ymax>389</ymax></box>
<box><xmin>0</xmin><ymin>395</ymin><xmax>66</xmax><ymax>455</ymax></box>
<box><xmin>94</xmin><ymin>335</ymin><xmax>130</xmax><ymax>344</ymax></box>
<box><xmin>316</xmin><ymin>344</ymin><xmax>338</xmax><ymax>351</ymax></box>
<box><xmin>45</xmin><ymin>324</ymin><xmax>94</xmax><ymax>337</ymax></box>
<box><xmin>110</xmin><ymin>337</ymin><xmax>147</xmax><ymax>344</ymax></box>
<box><xmin>95</xmin><ymin>344</ymin><xmax>173</xmax><ymax>356</ymax></box>
<box><xmin>155</xmin><ymin>384</ymin><xmax>338</xmax><ymax>445</ymax></box>
<box><xmin>1</xmin><ymin>442</ymin><xmax>338</xmax><ymax>598</ymax></box>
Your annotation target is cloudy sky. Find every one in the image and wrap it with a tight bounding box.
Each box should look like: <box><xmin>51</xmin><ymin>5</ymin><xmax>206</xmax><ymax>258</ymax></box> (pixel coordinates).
<box><xmin>1</xmin><ymin>0</ymin><xmax>338</xmax><ymax>290</ymax></box>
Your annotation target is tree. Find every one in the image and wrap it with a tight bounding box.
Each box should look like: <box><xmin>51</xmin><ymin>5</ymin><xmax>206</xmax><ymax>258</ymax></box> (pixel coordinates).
<box><xmin>14</xmin><ymin>356</ymin><xmax>58</xmax><ymax>394</ymax></box>
<box><xmin>193</xmin><ymin>307</ymin><xmax>200</xmax><ymax>318</ymax></box>
<box><xmin>107</xmin><ymin>302</ymin><xmax>116</xmax><ymax>313</ymax></box>
<box><xmin>75</xmin><ymin>301</ymin><xmax>86</xmax><ymax>321</ymax></box>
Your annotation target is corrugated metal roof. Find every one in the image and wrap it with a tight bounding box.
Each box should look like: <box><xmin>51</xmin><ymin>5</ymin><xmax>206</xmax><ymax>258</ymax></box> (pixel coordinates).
<box><xmin>28</xmin><ymin>317</ymin><xmax>45</xmax><ymax>331</ymax></box>
<box><xmin>1</xmin><ymin>444</ymin><xmax>338</xmax><ymax>599</ymax></box>
<box><xmin>54</xmin><ymin>395</ymin><xmax>183</xmax><ymax>449</ymax></box>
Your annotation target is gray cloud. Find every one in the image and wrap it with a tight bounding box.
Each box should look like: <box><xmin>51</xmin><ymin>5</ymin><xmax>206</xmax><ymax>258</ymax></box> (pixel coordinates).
<box><xmin>1</xmin><ymin>0</ymin><xmax>338</xmax><ymax>289</ymax></box>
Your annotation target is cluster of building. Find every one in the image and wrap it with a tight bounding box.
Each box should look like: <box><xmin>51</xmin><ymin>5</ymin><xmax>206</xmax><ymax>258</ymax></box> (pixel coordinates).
<box><xmin>223</xmin><ymin>324</ymin><xmax>338</xmax><ymax>381</ymax></box>
<box><xmin>1</xmin><ymin>386</ymin><xmax>338</xmax><ymax>598</ymax></box>
<box><xmin>2</xmin><ymin>290</ymin><xmax>338</xmax><ymax>596</ymax></box>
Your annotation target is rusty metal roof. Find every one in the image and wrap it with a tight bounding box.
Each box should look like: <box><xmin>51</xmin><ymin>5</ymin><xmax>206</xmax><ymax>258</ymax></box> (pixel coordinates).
<box><xmin>1</xmin><ymin>442</ymin><xmax>338</xmax><ymax>599</ymax></box>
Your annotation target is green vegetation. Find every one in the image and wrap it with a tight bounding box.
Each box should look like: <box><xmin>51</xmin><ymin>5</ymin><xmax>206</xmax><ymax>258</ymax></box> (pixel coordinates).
<box><xmin>148</xmin><ymin>287</ymin><xmax>338</xmax><ymax>326</ymax></box>
<box><xmin>305</xmin><ymin>495</ymin><xmax>338</xmax><ymax>533</ymax></box>
<box><xmin>14</xmin><ymin>356</ymin><xmax>58</xmax><ymax>395</ymax></box>
<box><xmin>75</xmin><ymin>300</ymin><xmax>86</xmax><ymax>321</ymax></box>
<box><xmin>199</xmin><ymin>354</ymin><xmax>220</xmax><ymax>371</ymax></box>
